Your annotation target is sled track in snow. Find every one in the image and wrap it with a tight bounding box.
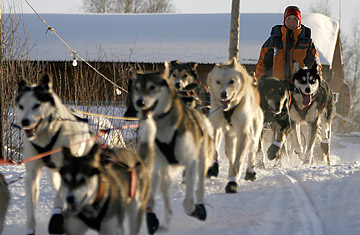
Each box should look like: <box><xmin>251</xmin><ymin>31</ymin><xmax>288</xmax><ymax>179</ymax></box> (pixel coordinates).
<box><xmin>285</xmin><ymin>173</ymin><xmax>324</xmax><ymax>235</ymax></box>
<box><xmin>260</xmin><ymin>171</ymin><xmax>324</xmax><ymax>235</ymax></box>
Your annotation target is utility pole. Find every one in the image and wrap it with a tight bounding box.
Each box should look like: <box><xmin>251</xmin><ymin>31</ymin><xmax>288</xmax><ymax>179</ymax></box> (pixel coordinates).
<box><xmin>229</xmin><ymin>0</ymin><xmax>240</xmax><ymax>60</ymax></box>
<box><xmin>0</xmin><ymin>0</ymin><xmax>4</xmax><ymax>159</ymax></box>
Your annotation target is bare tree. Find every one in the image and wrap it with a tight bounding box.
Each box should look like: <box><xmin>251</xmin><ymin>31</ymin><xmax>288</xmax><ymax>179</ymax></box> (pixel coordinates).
<box><xmin>342</xmin><ymin>19</ymin><xmax>360</xmax><ymax>119</ymax></box>
<box><xmin>141</xmin><ymin>0</ymin><xmax>174</xmax><ymax>13</ymax></box>
<box><xmin>309</xmin><ymin>0</ymin><xmax>332</xmax><ymax>17</ymax></box>
<box><xmin>82</xmin><ymin>0</ymin><xmax>174</xmax><ymax>13</ymax></box>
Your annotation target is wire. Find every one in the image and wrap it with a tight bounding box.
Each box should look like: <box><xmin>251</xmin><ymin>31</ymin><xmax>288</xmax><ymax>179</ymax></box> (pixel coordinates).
<box><xmin>24</xmin><ymin>0</ymin><xmax>128</xmax><ymax>94</ymax></box>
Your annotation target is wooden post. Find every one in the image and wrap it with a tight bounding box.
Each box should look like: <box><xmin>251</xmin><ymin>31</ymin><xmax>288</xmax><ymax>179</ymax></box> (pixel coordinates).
<box><xmin>229</xmin><ymin>0</ymin><xmax>240</xmax><ymax>60</ymax></box>
<box><xmin>0</xmin><ymin>0</ymin><xmax>4</xmax><ymax>159</ymax></box>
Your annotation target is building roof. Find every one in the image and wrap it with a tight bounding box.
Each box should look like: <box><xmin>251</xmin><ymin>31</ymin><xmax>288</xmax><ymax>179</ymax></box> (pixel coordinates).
<box><xmin>9</xmin><ymin>13</ymin><xmax>339</xmax><ymax>65</ymax></box>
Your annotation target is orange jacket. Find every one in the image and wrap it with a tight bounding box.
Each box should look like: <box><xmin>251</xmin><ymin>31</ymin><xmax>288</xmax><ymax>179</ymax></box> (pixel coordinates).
<box><xmin>256</xmin><ymin>25</ymin><xmax>320</xmax><ymax>80</ymax></box>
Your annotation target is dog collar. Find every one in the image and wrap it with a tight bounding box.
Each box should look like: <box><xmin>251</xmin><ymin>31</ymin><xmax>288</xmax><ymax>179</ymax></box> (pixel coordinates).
<box><xmin>154</xmin><ymin>106</ymin><xmax>173</xmax><ymax>120</ymax></box>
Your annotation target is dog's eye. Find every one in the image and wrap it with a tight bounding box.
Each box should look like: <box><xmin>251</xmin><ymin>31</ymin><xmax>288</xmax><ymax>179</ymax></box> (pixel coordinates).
<box><xmin>63</xmin><ymin>173</ymin><xmax>72</xmax><ymax>184</ymax></box>
<box><xmin>148</xmin><ymin>85</ymin><xmax>156</xmax><ymax>91</ymax></box>
<box><xmin>172</xmin><ymin>73</ymin><xmax>177</xmax><ymax>77</ymax></box>
<box><xmin>32</xmin><ymin>103</ymin><xmax>40</xmax><ymax>110</ymax></box>
<box><xmin>182</xmin><ymin>74</ymin><xmax>188</xmax><ymax>78</ymax></box>
<box><xmin>229</xmin><ymin>80</ymin><xmax>235</xmax><ymax>85</ymax></box>
<box><xmin>19</xmin><ymin>105</ymin><xmax>24</xmax><ymax>110</ymax></box>
<box><xmin>75</xmin><ymin>173</ymin><xmax>86</xmax><ymax>184</ymax></box>
<box><xmin>216</xmin><ymin>81</ymin><xmax>221</xmax><ymax>85</ymax></box>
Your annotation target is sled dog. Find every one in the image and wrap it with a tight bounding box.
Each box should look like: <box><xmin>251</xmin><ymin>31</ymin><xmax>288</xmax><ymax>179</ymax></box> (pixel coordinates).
<box><xmin>257</xmin><ymin>76</ymin><xmax>292</xmax><ymax>167</ymax></box>
<box><xmin>169</xmin><ymin>60</ymin><xmax>218</xmax><ymax>178</ymax></box>
<box><xmin>289</xmin><ymin>61</ymin><xmax>334</xmax><ymax>165</ymax></box>
<box><xmin>59</xmin><ymin>117</ymin><xmax>154</xmax><ymax>235</ymax></box>
<box><xmin>131</xmin><ymin>62</ymin><xmax>214</xmax><ymax>233</ymax></box>
<box><xmin>15</xmin><ymin>74</ymin><xmax>94</xmax><ymax>234</ymax></box>
<box><xmin>207</xmin><ymin>57</ymin><xmax>264</xmax><ymax>193</ymax></box>
<box><xmin>0</xmin><ymin>173</ymin><xmax>10</xmax><ymax>233</ymax></box>
<box><xmin>169</xmin><ymin>60</ymin><xmax>210</xmax><ymax>111</ymax></box>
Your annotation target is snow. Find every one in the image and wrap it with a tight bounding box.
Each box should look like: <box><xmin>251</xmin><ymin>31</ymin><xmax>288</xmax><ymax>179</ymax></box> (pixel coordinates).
<box><xmin>7</xmin><ymin>13</ymin><xmax>339</xmax><ymax>65</ymax></box>
<box><xmin>1</xmin><ymin>131</ymin><xmax>360</xmax><ymax>235</ymax></box>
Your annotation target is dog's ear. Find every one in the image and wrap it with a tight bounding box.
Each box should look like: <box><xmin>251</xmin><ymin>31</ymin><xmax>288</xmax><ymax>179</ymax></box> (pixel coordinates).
<box><xmin>124</xmin><ymin>79</ymin><xmax>138</xmax><ymax>118</ymax></box>
<box><xmin>161</xmin><ymin>61</ymin><xmax>170</xmax><ymax>79</ymax></box>
<box><xmin>292</xmin><ymin>61</ymin><xmax>301</xmax><ymax>75</ymax></box>
<box><xmin>86</xmin><ymin>143</ymin><xmax>101</xmax><ymax>166</ymax></box>
<box><xmin>310</xmin><ymin>61</ymin><xmax>318</xmax><ymax>74</ymax></box>
<box><xmin>62</xmin><ymin>147</ymin><xmax>73</xmax><ymax>162</ymax></box>
<box><xmin>39</xmin><ymin>74</ymin><xmax>53</xmax><ymax>91</ymax></box>
<box><xmin>170</xmin><ymin>60</ymin><xmax>179</xmax><ymax>66</ymax></box>
<box><xmin>18</xmin><ymin>80</ymin><xmax>30</xmax><ymax>91</ymax></box>
<box><xmin>229</xmin><ymin>57</ymin><xmax>238</xmax><ymax>68</ymax></box>
<box><xmin>188</xmin><ymin>62</ymin><xmax>198</xmax><ymax>70</ymax></box>
<box><xmin>17</xmin><ymin>80</ymin><xmax>31</xmax><ymax>98</ymax></box>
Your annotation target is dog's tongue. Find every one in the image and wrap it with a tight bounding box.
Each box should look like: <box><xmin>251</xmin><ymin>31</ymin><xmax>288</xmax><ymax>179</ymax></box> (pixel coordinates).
<box><xmin>303</xmin><ymin>95</ymin><xmax>311</xmax><ymax>106</ymax></box>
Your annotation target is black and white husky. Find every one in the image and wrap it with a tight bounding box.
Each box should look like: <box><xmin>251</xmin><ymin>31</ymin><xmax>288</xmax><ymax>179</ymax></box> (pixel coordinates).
<box><xmin>289</xmin><ymin>61</ymin><xmax>334</xmax><ymax>165</ymax></box>
<box><xmin>59</xmin><ymin>117</ymin><xmax>155</xmax><ymax>235</ymax></box>
<box><xmin>15</xmin><ymin>74</ymin><xmax>94</xmax><ymax>234</ymax></box>
<box><xmin>131</xmin><ymin>62</ymin><xmax>214</xmax><ymax>234</ymax></box>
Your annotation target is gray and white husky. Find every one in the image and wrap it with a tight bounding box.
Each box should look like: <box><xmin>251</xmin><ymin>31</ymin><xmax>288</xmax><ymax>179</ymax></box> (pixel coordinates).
<box><xmin>289</xmin><ymin>61</ymin><xmax>334</xmax><ymax>165</ymax></box>
<box><xmin>131</xmin><ymin>62</ymin><xmax>214</xmax><ymax>234</ymax></box>
<box><xmin>59</xmin><ymin>117</ymin><xmax>155</xmax><ymax>235</ymax></box>
<box><xmin>15</xmin><ymin>74</ymin><xmax>94</xmax><ymax>235</ymax></box>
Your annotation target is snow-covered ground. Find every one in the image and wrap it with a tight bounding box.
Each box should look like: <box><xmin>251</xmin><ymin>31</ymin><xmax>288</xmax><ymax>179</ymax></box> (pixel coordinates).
<box><xmin>1</xmin><ymin>131</ymin><xmax>360</xmax><ymax>235</ymax></box>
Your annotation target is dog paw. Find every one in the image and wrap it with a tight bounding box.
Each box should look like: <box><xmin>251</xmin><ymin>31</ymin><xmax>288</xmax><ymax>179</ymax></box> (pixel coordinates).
<box><xmin>26</xmin><ymin>229</ymin><xmax>35</xmax><ymax>235</ymax></box>
<box><xmin>48</xmin><ymin>213</ymin><xmax>64</xmax><ymax>234</ymax></box>
<box><xmin>146</xmin><ymin>212</ymin><xmax>159</xmax><ymax>235</ymax></box>
<box><xmin>225</xmin><ymin>181</ymin><xmax>238</xmax><ymax>193</ymax></box>
<box><xmin>206</xmin><ymin>161</ymin><xmax>219</xmax><ymax>178</ymax></box>
<box><xmin>189</xmin><ymin>204</ymin><xmax>207</xmax><ymax>221</ymax></box>
<box><xmin>267</xmin><ymin>144</ymin><xmax>280</xmax><ymax>160</ymax></box>
<box><xmin>244</xmin><ymin>171</ymin><xmax>256</xmax><ymax>181</ymax></box>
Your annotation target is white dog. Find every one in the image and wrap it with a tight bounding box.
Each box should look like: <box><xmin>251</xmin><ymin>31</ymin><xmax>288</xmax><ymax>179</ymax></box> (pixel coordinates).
<box><xmin>207</xmin><ymin>57</ymin><xmax>264</xmax><ymax>193</ymax></box>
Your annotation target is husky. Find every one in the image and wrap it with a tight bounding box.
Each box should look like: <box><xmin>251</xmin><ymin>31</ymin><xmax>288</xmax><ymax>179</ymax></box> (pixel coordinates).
<box><xmin>131</xmin><ymin>62</ymin><xmax>214</xmax><ymax>234</ymax></box>
<box><xmin>59</xmin><ymin>117</ymin><xmax>155</xmax><ymax>235</ymax></box>
<box><xmin>169</xmin><ymin>60</ymin><xmax>218</xmax><ymax>178</ymax></box>
<box><xmin>289</xmin><ymin>61</ymin><xmax>334</xmax><ymax>165</ymax></box>
<box><xmin>0</xmin><ymin>173</ymin><xmax>10</xmax><ymax>233</ymax></box>
<box><xmin>15</xmin><ymin>74</ymin><xmax>94</xmax><ymax>235</ymax></box>
<box><xmin>257</xmin><ymin>76</ymin><xmax>292</xmax><ymax>167</ymax></box>
<box><xmin>169</xmin><ymin>60</ymin><xmax>210</xmax><ymax>112</ymax></box>
<box><xmin>207</xmin><ymin>57</ymin><xmax>264</xmax><ymax>193</ymax></box>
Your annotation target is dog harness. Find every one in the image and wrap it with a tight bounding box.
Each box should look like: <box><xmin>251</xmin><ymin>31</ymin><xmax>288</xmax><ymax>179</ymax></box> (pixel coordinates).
<box><xmin>291</xmin><ymin>86</ymin><xmax>327</xmax><ymax>120</ymax></box>
<box><xmin>223</xmin><ymin>104</ymin><xmax>239</xmax><ymax>126</ymax></box>
<box><xmin>155</xmin><ymin>131</ymin><xmax>179</xmax><ymax>164</ymax></box>
<box><xmin>78</xmin><ymin>184</ymin><xmax>110</xmax><ymax>231</ymax></box>
<box><xmin>101</xmin><ymin>148</ymin><xmax>140</xmax><ymax>198</ymax></box>
<box><xmin>30</xmin><ymin>127</ymin><xmax>62</xmax><ymax>169</ymax></box>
